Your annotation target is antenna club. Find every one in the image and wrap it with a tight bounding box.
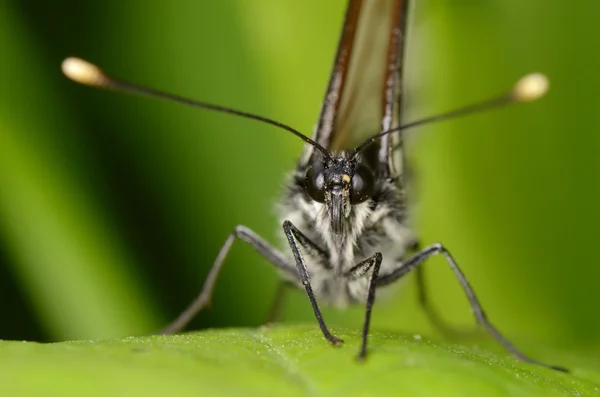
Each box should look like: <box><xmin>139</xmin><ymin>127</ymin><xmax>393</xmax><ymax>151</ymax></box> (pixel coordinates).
<box><xmin>512</xmin><ymin>73</ymin><xmax>549</xmax><ymax>102</ymax></box>
<box><xmin>61</xmin><ymin>57</ymin><xmax>107</xmax><ymax>87</ymax></box>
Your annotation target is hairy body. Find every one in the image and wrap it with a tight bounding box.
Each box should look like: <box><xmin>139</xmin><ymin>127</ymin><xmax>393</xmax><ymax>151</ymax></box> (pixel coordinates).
<box><xmin>280</xmin><ymin>151</ymin><xmax>415</xmax><ymax>308</ymax></box>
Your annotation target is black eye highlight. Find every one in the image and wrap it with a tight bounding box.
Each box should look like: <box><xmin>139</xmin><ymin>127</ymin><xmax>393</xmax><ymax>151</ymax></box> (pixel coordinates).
<box><xmin>350</xmin><ymin>164</ymin><xmax>375</xmax><ymax>204</ymax></box>
<box><xmin>305</xmin><ymin>165</ymin><xmax>326</xmax><ymax>203</ymax></box>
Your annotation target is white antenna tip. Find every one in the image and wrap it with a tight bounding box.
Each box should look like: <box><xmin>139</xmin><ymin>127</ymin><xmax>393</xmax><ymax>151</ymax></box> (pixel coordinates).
<box><xmin>61</xmin><ymin>57</ymin><xmax>106</xmax><ymax>86</ymax></box>
<box><xmin>512</xmin><ymin>73</ymin><xmax>549</xmax><ymax>102</ymax></box>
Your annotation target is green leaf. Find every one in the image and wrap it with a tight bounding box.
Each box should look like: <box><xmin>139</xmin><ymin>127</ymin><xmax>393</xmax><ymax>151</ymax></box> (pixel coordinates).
<box><xmin>1</xmin><ymin>325</ymin><xmax>598</xmax><ymax>396</ymax></box>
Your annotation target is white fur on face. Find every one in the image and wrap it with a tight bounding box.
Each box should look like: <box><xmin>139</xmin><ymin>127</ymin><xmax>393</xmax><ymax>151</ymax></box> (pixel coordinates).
<box><xmin>278</xmin><ymin>170</ymin><xmax>415</xmax><ymax>308</ymax></box>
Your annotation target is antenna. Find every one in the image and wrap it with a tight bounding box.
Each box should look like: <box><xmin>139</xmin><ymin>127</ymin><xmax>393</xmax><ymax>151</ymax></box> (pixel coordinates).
<box><xmin>61</xmin><ymin>57</ymin><xmax>331</xmax><ymax>158</ymax></box>
<box><xmin>352</xmin><ymin>73</ymin><xmax>550</xmax><ymax>157</ymax></box>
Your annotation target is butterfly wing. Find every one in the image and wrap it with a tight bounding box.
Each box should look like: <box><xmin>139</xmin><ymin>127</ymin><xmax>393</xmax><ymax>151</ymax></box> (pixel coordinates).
<box><xmin>301</xmin><ymin>0</ymin><xmax>408</xmax><ymax>179</ymax></box>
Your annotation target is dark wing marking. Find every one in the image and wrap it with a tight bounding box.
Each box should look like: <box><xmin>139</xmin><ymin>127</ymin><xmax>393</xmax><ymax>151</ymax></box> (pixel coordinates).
<box><xmin>301</xmin><ymin>0</ymin><xmax>408</xmax><ymax>180</ymax></box>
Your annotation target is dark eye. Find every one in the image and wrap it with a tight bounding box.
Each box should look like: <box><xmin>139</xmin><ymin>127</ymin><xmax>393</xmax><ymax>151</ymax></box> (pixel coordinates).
<box><xmin>351</xmin><ymin>164</ymin><xmax>375</xmax><ymax>204</ymax></box>
<box><xmin>305</xmin><ymin>165</ymin><xmax>325</xmax><ymax>203</ymax></box>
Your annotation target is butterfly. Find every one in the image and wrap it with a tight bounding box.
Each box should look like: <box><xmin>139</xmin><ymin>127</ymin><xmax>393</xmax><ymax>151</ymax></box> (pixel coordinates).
<box><xmin>61</xmin><ymin>0</ymin><xmax>564</xmax><ymax>370</ymax></box>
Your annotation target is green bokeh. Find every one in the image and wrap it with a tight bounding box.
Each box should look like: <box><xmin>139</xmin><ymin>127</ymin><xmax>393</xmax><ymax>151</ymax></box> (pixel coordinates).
<box><xmin>1</xmin><ymin>0</ymin><xmax>598</xmax><ymax>357</ymax></box>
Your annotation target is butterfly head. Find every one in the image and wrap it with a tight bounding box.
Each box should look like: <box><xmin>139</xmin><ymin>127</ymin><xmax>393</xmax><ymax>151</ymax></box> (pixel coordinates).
<box><xmin>305</xmin><ymin>154</ymin><xmax>375</xmax><ymax>234</ymax></box>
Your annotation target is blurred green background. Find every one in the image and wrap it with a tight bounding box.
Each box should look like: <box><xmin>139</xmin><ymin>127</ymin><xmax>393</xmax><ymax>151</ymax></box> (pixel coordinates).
<box><xmin>1</xmin><ymin>0</ymin><xmax>599</xmax><ymax>356</ymax></box>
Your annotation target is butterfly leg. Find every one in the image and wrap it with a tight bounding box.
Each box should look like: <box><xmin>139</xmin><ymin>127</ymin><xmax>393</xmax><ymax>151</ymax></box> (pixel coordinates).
<box><xmin>264</xmin><ymin>280</ymin><xmax>295</xmax><ymax>325</ymax></box>
<box><xmin>377</xmin><ymin>243</ymin><xmax>568</xmax><ymax>372</ymax></box>
<box><xmin>283</xmin><ymin>220</ymin><xmax>343</xmax><ymax>346</ymax></box>
<box><xmin>408</xmin><ymin>241</ymin><xmax>466</xmax><ymax>335</ymax></box>
<box><xmin>345</xmin><ymin>252</ymin><xmax>383</xmax><ymax>360</ymax></box>
<box><xmin>158</xmin><ymin>225</ymin><xmax>298</xmax><ymax>334</ymax></box>
<box><xmin>416</xmin><ymin>263</ymin><xmax>480</xmax><ymax>338</ymax></box>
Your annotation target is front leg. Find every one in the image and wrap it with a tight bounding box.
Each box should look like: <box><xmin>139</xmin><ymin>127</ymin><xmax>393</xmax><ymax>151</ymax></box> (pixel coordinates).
<box><xmin>345</xmin><ymin>252</ymin><xmax>383</xmax><ymax>359</ymax></box>
<box><xmin>282</xmin><ymin>220</ymin><xmax>343</xmax><ymax>346</ymax></box>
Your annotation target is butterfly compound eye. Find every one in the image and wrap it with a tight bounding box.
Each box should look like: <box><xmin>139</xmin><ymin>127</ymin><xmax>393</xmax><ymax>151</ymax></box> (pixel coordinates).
<box><xmin>351</xmin><ymin>164</ymin><xmax>375</xmax><ymax>204</ymax></box>
<box><xmin>305</xmin><ymin>165</ymin><xmax>326</xmax><ymax>203</ymax></box>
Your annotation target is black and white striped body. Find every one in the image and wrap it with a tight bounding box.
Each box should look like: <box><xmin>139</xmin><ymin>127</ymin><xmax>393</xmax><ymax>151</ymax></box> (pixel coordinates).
<box><xmin>280</xmin><ymin>153</ymin><xmax>415</xmax><ymax>307</ymax></box>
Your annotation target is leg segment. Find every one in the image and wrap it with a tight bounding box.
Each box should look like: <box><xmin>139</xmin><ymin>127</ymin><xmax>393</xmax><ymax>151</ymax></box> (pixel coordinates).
<box><xmin>159</xmin><ymin>225</ymin><xmax>297</xmax><ymax>334</ymax></box>
<box><xmin>416</xmin><ymin>265</ymin><xmax>480</xmax><ymax>338</ymax></box>
<box><xmin>377</xmin><ymin>243</ymin><xmax>568</xmax><ymax>372</ymax></box>
<box><xmin>264</xmin><ymin>280</ymin><xmax>295</xmax><ymax>325</ymax></box>
<box><xmin>345</xmin><ymin>252</ymin><xmax>383</xmax><ymax>359</ymax></box>
<box><xmin>283</xmin><ymin>220</ymin><xmax>342</xmax><ymax>346</ymax></box>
